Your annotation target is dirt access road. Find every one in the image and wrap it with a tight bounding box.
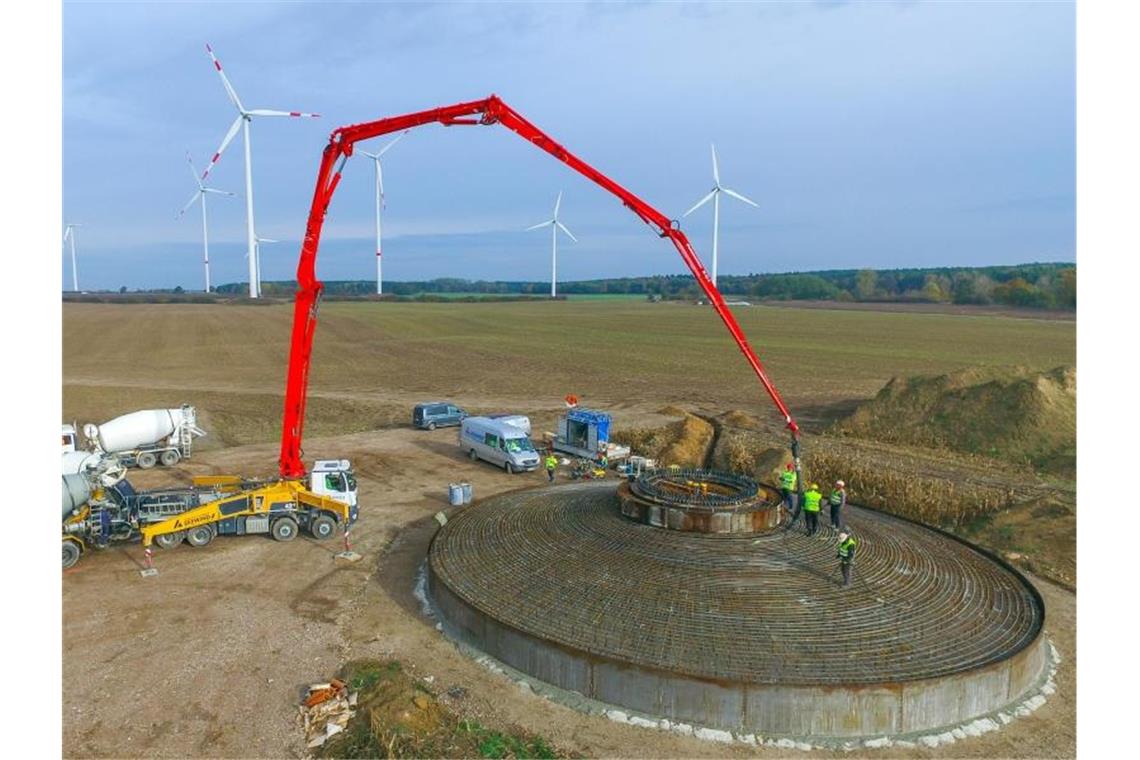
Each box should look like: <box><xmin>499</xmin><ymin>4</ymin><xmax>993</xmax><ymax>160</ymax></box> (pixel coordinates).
<box><xmin>63</xmin><ymin>425</ymin><xmax>1075</xmax><ymax>759</ymax></box>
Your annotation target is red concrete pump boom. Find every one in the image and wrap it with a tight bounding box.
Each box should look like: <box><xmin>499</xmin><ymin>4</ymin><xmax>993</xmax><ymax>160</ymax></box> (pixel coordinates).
<box><xmin>279</xmin><ymin>95</ymin><xmax>799</xmax><ymax>479</ymax></box>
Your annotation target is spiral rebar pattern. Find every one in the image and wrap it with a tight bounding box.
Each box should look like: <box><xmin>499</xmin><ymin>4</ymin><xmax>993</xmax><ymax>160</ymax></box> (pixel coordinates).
<box><xmin>429</xmin><ymin>481</ymin><xmax>1043</xmax><ymax>686</ymax></box>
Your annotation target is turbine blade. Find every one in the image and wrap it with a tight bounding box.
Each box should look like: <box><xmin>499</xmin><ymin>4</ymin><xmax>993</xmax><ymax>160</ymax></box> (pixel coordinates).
<box><xmin>203</xmin><ymin>188</ymin><xmax>235</xmax><ymax>196</ymax></box>
<box><xmin>177</xmin><ymin>190</ymin><xmax>201</xmax><ymax>219</ymax></box>
<box><xmin>246</xmin><ymin>109</ymin><xmax>320</xmax><ymax>118</ymax></box>
<box><xmin>357</xmin><ymin>149</ymin><xmax>379</xmax><ymax>160</ymax></box>
<box><xmin>556</xmin><ymin>221</ymin><xmax>577</xmax><ymax>242</ymax></box>
<box><xmin>526</xmin><ymin>220</ymin><xmax>553</xmax><ymax>231</ymax></box>
<box><xmin>205</xmin><ymin>43</ymin><xmax>245</xmax><ymax>112</ymax></box>
<box><xmin>377</xmin><ymin>161</ymin><xmax>385</xmax><ymax>204</ymax></box>
<box><xmin>554</xmin><ymin>191</ymin><xmax>562</xmax><ymax>219</ymax></box>
<box><xmin>722</xmin><ymin>187</ymin><xmax>759</xmax><ymax>208</ymax></box>
<box><xmin>682</xmin><ymin>189</ymin><xmax>717</xmax><ymax>217</ymax></box>
<box><xmin>186</xmin><ymin>151</ymin><xmax>202</xmax><ymax>188</ymax></box>
<box><xmin>258</xmin><ymin>237</ymin><xmax>278</xmax><ymax>244</ymax></box>
<box><xmin>378</xmin><ymin>130</ymin><xmax>406</xmax><ymax>156</ymax></box>
<box><xmin>200</xmin><ymin>115</ymin><xmax>243</xmax><ymax>182</ymax></box>
<box><xmin>711</xmin><ymin>144</ymin><xmax>720</xmax><ymax>187</ymax></box>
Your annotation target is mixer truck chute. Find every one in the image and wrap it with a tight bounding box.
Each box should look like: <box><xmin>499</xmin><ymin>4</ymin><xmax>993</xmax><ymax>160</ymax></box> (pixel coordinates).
<box><xmin>81</xmin><ymin>404</ymin><xmax>206</xmax><ymax>469</ymax></box>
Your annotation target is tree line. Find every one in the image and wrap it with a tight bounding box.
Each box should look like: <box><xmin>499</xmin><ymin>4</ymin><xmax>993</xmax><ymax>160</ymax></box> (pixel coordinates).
<box><xmin>206</xmin><ymin>262</ymin><xmax>1074</xmax><ymax>309</ymax></box>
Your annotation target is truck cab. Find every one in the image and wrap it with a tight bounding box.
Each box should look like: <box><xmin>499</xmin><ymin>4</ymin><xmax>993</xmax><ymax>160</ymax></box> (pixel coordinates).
<box><xmin>62</xmin><ymin>424</ymin><xmax>78</xmax><ymax>453</ymax></box>
<box><xmin>310</xmin><ymin>459</ymin><xmax>359</xmax><ymax>519</ymax></box>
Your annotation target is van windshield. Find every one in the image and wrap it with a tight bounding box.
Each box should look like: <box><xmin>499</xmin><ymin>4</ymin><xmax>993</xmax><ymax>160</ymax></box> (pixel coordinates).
<box><xmin>504</xmin><ymin>437</ymin><xmax>535</xmax><ymax>453</ymax></box>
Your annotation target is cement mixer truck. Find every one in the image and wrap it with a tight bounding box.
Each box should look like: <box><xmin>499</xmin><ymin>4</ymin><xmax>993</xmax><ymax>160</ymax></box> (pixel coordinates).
<box><xmin>77</xmin><ymin>404</ymin><xmax>206</xmax><ymax>469</ymax></box>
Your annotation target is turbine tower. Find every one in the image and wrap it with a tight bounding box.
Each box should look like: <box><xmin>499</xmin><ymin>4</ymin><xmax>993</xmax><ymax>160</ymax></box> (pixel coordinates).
<box><xmin>178</xmin><ymin>151</ymin><xmax>235</xmax><ymax>292</ymax></box>
<box><xmin>200</xmin><ymin>43</ymin><xmax>319</xmax><ymax>298</ymax></box>
<box><xmin>526</xmin><ymin>191</ymin><xmax>577</xmax><ymax>298</ymax></box>
<box><xmin>250</xmin><ymin>234</ymin><xmax>277</xmax><ymax>297</ymax></box>
<box><xmin>63</xmin><ymin>223</ymin><xmax>81</xmax><ymax>292</ymax></box>
<box><xmin>682</xmin><ymin>144</ymin><xmax>758</xmax><ymax>287</ymax></box>
<box><xmin>358</xmin><ymin>131</ymin><xmax>407</xmax><ymax>296</ymax></box>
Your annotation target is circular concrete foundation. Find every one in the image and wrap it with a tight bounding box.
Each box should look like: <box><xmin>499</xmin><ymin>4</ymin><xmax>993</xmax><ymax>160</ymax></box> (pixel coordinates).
<box><xmin>618</xmin><ymin>468</ymin><xmax>782</xmax><ymax>534</ymax></box>
<box><xmin>427</xmin><ymin>481</ymin><xmax>1046</xmax><ymax>739</ymax></box>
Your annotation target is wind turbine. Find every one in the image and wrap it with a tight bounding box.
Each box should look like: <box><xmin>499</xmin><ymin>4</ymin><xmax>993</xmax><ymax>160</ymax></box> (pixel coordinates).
<box><xmin>526</xmin><ymin>191</ymin><xmax>577</xmax><ymax>298</ymax></box>
<box><xmin>682</xmin><ymin>144</ymin><xmax>758</xmax><ymax>287</ymax></box>
<box><xmin>63</xmin><ymin>223</ymin><xmax>81</xmax><ymax>292</ymax></box>
<box><xmin>253</xmin><ymin>234</ymin><xmax>277</xmax><ymax>297</ymax></box>
<box><xmin>199</xmin><ymin>43</ymin><xmax>319</xmax><ymax>298</ymax></box>
<box><xmin>177</xmin><ymin>151</ymin><xmax>235</xmax><ymax>293</ymax></box>
<box><xmin>357</xmin><ymin>131</ymin><xmax>407</xmax><ymax>296</ymax></box>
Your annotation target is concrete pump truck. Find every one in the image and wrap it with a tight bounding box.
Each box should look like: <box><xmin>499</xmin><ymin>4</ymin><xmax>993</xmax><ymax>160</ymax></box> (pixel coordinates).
<box><xmin>63</xmin><ymin>93</ymin><xmax>801</xmax><ymax>574</ymax></box>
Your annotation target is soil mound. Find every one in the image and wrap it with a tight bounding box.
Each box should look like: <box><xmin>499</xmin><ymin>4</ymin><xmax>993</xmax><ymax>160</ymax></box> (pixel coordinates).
<box><xmin>834</xmin><ymin>365</ymin><xmax>1075</xmax><ymax>475</ymax></box>
<box><xmin>612</xmin><ymin>413</ymin><xmax>714</xmax><ymax>468</ymax></box>
<box><xmin>720</xmin><ymin>409</ymin><xmax>762</xmax><ymax>430</ymax></box>
<box><xmin>656</xmin><ymin>404</ymin><xmax>688</xmax><ymax>417</ymax></box>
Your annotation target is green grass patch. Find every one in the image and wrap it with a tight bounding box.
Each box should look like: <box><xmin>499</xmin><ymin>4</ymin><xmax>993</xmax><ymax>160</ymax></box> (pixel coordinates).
<box><xmin>459</xmin><ymin>720</ymin><xmax>559</xmax><ymax>759</ymax></box>
<box><xmin>317</xmin><ymin>660</ymin><xmax>565</xmax><ymax>759</ymax></box>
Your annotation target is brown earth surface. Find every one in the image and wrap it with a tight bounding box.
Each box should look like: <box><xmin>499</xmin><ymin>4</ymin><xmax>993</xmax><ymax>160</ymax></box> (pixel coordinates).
<box><xmin>62</xmin><ymin>428</ymin><xmax>1075</xmax><ymax>759</ymax></box>
<box><xmin>62</xmin><ymin>302</ymin><xmax>1075</xmax><ymax>757</ymax></box>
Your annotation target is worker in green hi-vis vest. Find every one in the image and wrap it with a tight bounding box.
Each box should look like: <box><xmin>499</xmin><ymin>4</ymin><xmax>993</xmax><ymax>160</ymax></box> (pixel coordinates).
<box><xmin>837</xmin><ymin>531</ymin><xmax>858</xmax><ymax>587</ymax></box>
<box><xmin>780</xmin><ymin>463</ymin><xmax>800</xmax><ymax>526</ymax></box>
<box><xmin>802</xmin><ymin>483</ymin><xmax>823</xmax><ymax>537</ymax></box>
<box><xmin>828</xmin><ymin>480</ymin><xmax>847</xmax><ymax>530</ymax></box>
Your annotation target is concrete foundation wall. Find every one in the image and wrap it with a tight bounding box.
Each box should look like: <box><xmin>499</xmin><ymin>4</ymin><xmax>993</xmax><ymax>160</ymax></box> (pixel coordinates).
<box><xmin>429</xmin><ymin>563</ymin><xmax>1049</xmax><ymax>739</ymax></box>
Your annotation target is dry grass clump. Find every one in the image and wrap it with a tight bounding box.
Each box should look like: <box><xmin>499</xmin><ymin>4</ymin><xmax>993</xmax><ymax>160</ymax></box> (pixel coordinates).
<box><xmin>714</xmin><ymin>434</ymin><xmax>787</xmax><ymax>480</ymax></box>
<box><xmin>802</xmin><ymin>448</ymin><xmax>1014</xmax><ymax>529</ymax></box>
<box><xmin>710</xmin><ymin>427</ymin><xmax>1018</xmax><ymax>530</ymax></box>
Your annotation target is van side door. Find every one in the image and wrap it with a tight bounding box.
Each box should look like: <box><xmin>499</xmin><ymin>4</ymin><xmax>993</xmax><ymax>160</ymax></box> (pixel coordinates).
<box><xmin>447</xmin><ymin>405</ymin><xmax>462</xmax><ymax>426</ymax></box>
<box><xmin>483</xmin><ymin>432</ymin><xmax>502</xmax><ymax>464</ymax></box>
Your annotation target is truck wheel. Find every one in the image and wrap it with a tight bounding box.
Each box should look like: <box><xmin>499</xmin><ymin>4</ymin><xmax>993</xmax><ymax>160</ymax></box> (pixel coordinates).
<box><xmin>309</xmin><ymin>513</ymin><xmax>336</xmax><ymax>540</ymax></box>
<box><xmin>271</xmin><ymin>516</ymin><xmax>299</xmax><ymax>542</ymax></box>
<box><xmin>504</xmin><ymin>461</ymin><xmax>514</xmax><ymax>475</ymax></box>
<box><xmin>154</xmin><ymin>531</ymin><xmax>186</xmax><ymax>550</ymax></box>
<box><xmin>160</xmin><ymin>449</ymin><xmax>181</xmax><ymax>467</ymax></box>
<box><xmin>62</xmin><ymin>541</ymin><xmax>81</xmax><ymax>570</ymax></box>
<box><xmin>137</xmin><ymin>451</ymin><xmax>157</xmax><ymax>469</ymax></box>
<box><xmin>186</xmin><ymin>526</ymin><xmax>214</xmax><ymax>547</ymax></box>
<box><xmin>427</xmin><ymin>421</ymin><xmax>436</xmax><ymax>431</ymax></box>
<box><xmin>468</xmin><ymin>449</ymin><xmax>478</xmax><ymax>461</ymax></box>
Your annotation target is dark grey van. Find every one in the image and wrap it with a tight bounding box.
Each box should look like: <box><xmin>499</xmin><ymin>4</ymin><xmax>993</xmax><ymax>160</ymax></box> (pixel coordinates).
<box><xmin>413</xmin><ymin>401</ymin><xmax>467</xmax><ymax>430</ymax></box>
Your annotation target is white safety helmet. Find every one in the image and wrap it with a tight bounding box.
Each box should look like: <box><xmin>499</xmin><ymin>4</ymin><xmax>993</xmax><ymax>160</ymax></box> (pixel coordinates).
<box><xmin>836</xmin><ymin>480</ymin><xmax>845</xmax><ymax>487</ymax></box>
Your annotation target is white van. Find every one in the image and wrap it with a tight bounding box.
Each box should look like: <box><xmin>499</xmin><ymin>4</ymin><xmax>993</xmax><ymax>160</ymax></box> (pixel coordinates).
<box><xmin>460</xmin><ymin>417</ymin><xmax>540</xmax><ymax>474</ymax></box>
<box><xmin>487</xmin><ymin>414</ymin><xmax>531</xmax><ymax>436</ymax></box>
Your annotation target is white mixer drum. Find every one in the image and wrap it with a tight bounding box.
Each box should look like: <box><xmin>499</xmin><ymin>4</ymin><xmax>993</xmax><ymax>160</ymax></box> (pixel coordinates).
<box><xmin>88</xmin><ymin>409</ymin><xmax>181</xmax><ymax>453</ymax></box>
<box><xmin>61</xmin><ymin>473</ymin><xmax>91</xmax><ymax>517</ymax></box>
<box><xmin>62</xmin><ymin>450</ymin><xmax>102</xmax><ymax>475</ymax></box>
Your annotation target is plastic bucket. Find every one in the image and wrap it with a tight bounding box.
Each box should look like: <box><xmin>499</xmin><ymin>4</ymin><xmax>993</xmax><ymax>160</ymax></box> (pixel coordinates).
<box><xmin>448</xmin><ymin>483</ymin><xmax>464</xmax><ymax>506</ymax></box>
<box><xmin>461</xmin><ymin>482</ymin><xmax>473</xmax><ymax>504</ymax></box>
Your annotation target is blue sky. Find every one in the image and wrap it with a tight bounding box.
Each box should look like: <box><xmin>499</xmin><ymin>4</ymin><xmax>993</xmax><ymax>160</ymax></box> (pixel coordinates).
<box><xmin>62</xmin><ymin>1</ymin><xmax>1075</xmax><ymax>291</ymax></box>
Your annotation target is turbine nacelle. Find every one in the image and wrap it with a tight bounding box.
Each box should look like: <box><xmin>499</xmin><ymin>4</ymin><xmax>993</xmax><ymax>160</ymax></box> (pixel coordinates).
<box><xmin>526</xmin><ymin>191</ymin><xmax>578</xmax><ymax>241</ymax></box>
<box><xmin>526</xmin><ymin>191</ymin><xmax>578</xmax><ymax>298</ymax></box>
<box><xmin>201</xmin><ymin>42</ymin><xmax>319</xmax><ymax>299</ymax></box>
<box><xmin>681</xmin><ymin>144</ymin><xmax>759</xmax><ymax>285</ymax></box>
